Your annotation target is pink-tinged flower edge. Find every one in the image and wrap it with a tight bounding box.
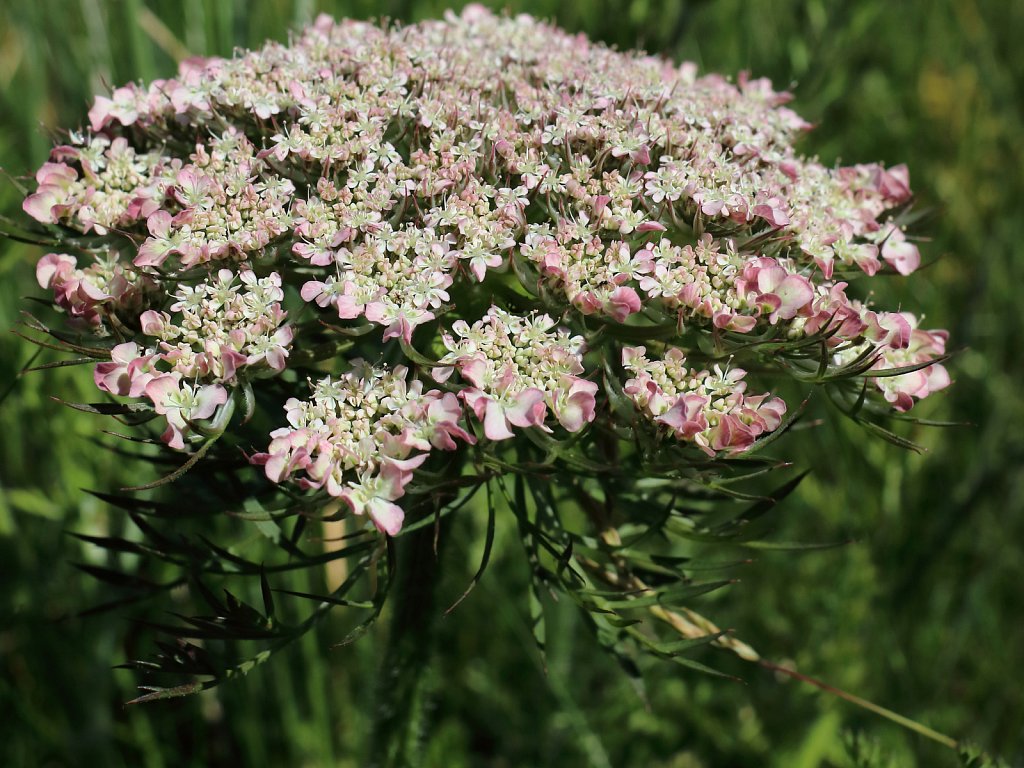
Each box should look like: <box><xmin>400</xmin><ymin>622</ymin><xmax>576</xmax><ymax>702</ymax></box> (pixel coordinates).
<box><xmin>623</xmin><ymin>346</ymin><xmax>787</xmax><ymax>456</ymax></box>
<box><xmin>250</xmin><ymin>363</ymin><xmax>475</xmax><ymax>535</ymax></box>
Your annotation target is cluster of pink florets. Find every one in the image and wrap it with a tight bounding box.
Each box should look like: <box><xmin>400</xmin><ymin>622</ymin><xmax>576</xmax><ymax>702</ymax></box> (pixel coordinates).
<box><xmin>23</xmin><ymin>7</ymin><xmax>949</xmax><ymax>534</ymax></box>
<box><xmin>90</xmin><ymin>268</ymin><xmax>292</xmax><ymax>448</ymax></box>
<box><xmin>251</xmin><ymin>361</ymin><xmax>472</xmax><ymax>535</ymax></box>
<box><xmin>622</xmin><ymin>346</ymin><xmax>786</xmax><ymax>456</ymax></box>
<box><xmin>36</xmin><ymin>250</ymin><xmax>154</xmax><ymax>328</ymax></box>
<box><xmin>435</xmin><ymin>307</ymin><xmax>598</xmax><ymax>440</ymax></box>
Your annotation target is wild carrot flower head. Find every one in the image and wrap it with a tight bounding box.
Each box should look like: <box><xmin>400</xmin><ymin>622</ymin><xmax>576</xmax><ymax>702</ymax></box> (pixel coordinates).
<box><xmin>22</xmin><ymin>6</ymin><xmax>949</xmax><ymax>536</ymax></box>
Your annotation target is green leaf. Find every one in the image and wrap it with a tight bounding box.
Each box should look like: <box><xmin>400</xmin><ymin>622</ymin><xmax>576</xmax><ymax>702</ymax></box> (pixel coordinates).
<box><xmin>445</xmin><ymin>479</ymin><xmax>497</xmax><ymax>614</ymax></box>
<box><xmin>127</xmin><ymin>683</ymin><xmax>205</xmax><ymax>705</ymax></box>
<box><xmin>582</xmin><ymin>579</ymin><xmax>733</xmax><ymax>609</ymax></box>
<box><xmin>854</xmin><ymin>417</ymin><xmax>926</xmax><ymax>453</ymax></box>
<box><xmin>260</xmin><ymin>568</ymin><xmax>275</xmax><ymax>621</ymax></box>
<box><xmin>273</xmin><ymin>588</ymin><xmax>374</xmax><ymax>610</ymax></box>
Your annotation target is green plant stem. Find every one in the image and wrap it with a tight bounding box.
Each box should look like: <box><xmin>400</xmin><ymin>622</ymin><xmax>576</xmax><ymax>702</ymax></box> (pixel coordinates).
<box><xmin>758</xmin><ymin>660</ymin><xmax>959</xmax><ymax>751</ymax></box>
<box><xmin>367</xmin><ymin>508</ymin><xmax>446</xmax><ymax>768</ymax></box>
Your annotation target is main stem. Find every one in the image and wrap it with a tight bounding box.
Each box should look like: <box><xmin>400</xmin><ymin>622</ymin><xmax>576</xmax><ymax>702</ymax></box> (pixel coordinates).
<box><xmin>367</xmin><ymin>507</ymin><xmax>446</xmax><ymax>768</ymax></box>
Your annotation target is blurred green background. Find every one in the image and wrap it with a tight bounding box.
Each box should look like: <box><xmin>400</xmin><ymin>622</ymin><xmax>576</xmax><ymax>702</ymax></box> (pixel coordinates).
<box><xmin>1</xmin><ymin>0</ymin><xmax>1021</xmax><ymax>766</ymax></box>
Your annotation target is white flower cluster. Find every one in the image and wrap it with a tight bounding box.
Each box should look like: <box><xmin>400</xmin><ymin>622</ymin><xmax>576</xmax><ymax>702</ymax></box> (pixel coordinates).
<box><xmin>299</xmin><ymin>220</ymin><xmax>456</xmax><ymax>345</ymax></box>
<box><xmin>252</xmin><ymin>361</ymin><xmax>472</xmax><ymax>534</ymax></box>
<box><xmin>36</xmin><ymin>251</ymin><xmax>154</xmax><ymax>330</ymax></box>
<box><xmin>622</xmin><ymin>346</ymin><xmax>787</xmax><ymax>455</ymax></box>
<box><xmin>89</xmin><ymin>268</ymin><xmax>293</xmax><ymax>449</ymax></box>
<box><xmin>136</xmin><ymin>131</ymin><xmax>295</xmax><ymax>269</ymax></box>
<box><xmin>436</xmin><ymin>307</ymin><xmax>599</xmax><ymax>439</ymax></box>
<box><xmin>24</xmin><ymin>136</ymin><xmax>170</xmax><ymax>235</ymax></box>
<box><xmin>139</xmin><ymin>268</ymin><xmax>293</xmax><ymax>382</ymax></box>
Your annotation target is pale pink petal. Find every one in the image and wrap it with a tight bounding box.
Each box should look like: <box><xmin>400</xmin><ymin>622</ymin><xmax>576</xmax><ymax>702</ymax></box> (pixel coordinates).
<box><xmin>482</xmin><ymin>399</ymin><xmax>516</xmax><ymax>441</ymax></box>
<box><xmin>367</xmin><ymin>498</ymin><xmax>405</xmax><ymax>536</ymax></box>
<box><xmin>145</xmin><ymin>374</ymin><xmax>181</xmax><ymax>413</ymax></box>
<box><xmin>192</xmin><ymin>384</ymin><xmax>229</xmax><ymax>420</ymax></box>
<box><xmin>606</xmin><ymin>286</ymin><xmax>642</xmax><ymax>322</ymax></box>
<box><xmin>505</xmin><ymin>388</ymin><xmax>547</xmax><ymax>428</ymax></box>
<box><xmin>772</xmin><ymin>275</ymin><xmax>814</xmax><ymax>320</ymax></box>
<box><xmin>554</xmin><ymin>379</ymin><xmax>598</xmax><ymax>433</ymax></box>
<box><xmin>882</xmin><ymin>239</ymin><xmax>920</xmax><ymax>276</ymax></box>
<box><xmin>36</xmin><ymin>254</ymin><xmax>76</xmax><ymax>289</ymax></box>
<box><xmin>300</xmin><ymin>280</ymin><xmax>327</xmax><ymax>303</ymax></box>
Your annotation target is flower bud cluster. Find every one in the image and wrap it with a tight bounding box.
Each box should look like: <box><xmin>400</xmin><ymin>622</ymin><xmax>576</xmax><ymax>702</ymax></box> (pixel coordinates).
<box><xmin>786</xmin><ymin>284</ymin><xmax>949</xmax><ymax>409</ymax></box>
<box><xmin>91</xmin><ymin>338</ymin><xmax>230</xmax><ymax>449</ymax></box>
<box><xmin>622</xmin><ymin>346</ymin><xmax>786</xmax><ymax>456</ymax></box>
<box><xmin>522</xmin><ymin>227</ymin><xmax>646</xmax><ymax>323</ymax></box>
<box><xmin>835</xmin><ymin>316</ymin><xmax>951</xmax><ymax>412</ymax></box>
<box><xmin>633</xmin><ymin>236</ymin><xmax>753</xmax><ymax>331</ymax></box>
<box><xmin>251</xmin><ymin>361</ymin><xmax>473</xmax><ymax>534</ymax></box>
<box><xmin>435</xmin><ymin>307</ymin><xmax>598</xmax><ymax>440</ymax></box>
<box><xmin>299</xmin><ymin>224</ymin><xmax>456</xmax><ymax>345</ymax></box>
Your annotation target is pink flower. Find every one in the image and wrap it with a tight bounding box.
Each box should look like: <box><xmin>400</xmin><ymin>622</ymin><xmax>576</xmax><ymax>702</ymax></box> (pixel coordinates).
<box><xmin>145</xmin><ymin>374</ymin><xmax>228</xmax><ymax>449</ymax></box>
<box><xmin>873</xmin><ymin>324</ymin><xmax>949</xmax><ymax>411</ymax></box>
<box><xmin>94</xmin><ymin>342</ymin><xmax>156</xmax><ymax>397</ymax></box>
<box><xmin>293</xmin><ymin>242</ymin><xmax>335</xmax><ymax>266</ymax></box>
<box><xmin>247</xmin><ymin>326</ymin><xmax>294</xmax><ymax>372</ymax></box>
<box><xmin>302</xmin><ymin>279</ymin><xmax>370</xmax><ymax>319</ymax></box>
<box><xmin>878</xmin><ymin>366</ymin><xmax>948</xmax><ymax>412</ymax></box>
<box><xmin>23</xmin><ymin>163</ymin><xmax>77</xmax><ymax>223</ymax></box>
<box><xmin>463</xmin><ymin>249</ymin><xmax>504</xmax><ymax>282</ymax></box>
<box><xmin>462</xmin><ymin>387</ymin><xmax>547</xmax><ymax>441</ymax></box>
<box><xmin>299</xmin><ymin>279</ymin><xmax>336</xmax><ymax>308</ymax></box>
<box><xmin>337</xmin><ymin>458</ymin><xmax>426</xmax><ymax>536</ymax></box>
<box><xmin>200</xmin><ymin>340</ymin><xmax>249</xmax><ymax>383</ymax></box>
<box><xmin>172</xmin><ymin>167</ymin><xmax>215</xmax><ymax>207</ymax></box>
<box><xmin>705</xmin><ymin>413</ymin><xmax>757</xmax><ymax>455</ymax></box>
<box><xmin>36</xmin><ymin>253</ymin><xmax>77</xmax><ymax>290</ymax></box>
<box><xmin>604</xmin><ymin>286</ymin><xmax>643</xmax><ymax>323</ymax></box>
<box><xmin>866</xmin><ymin>311</ymin><xmax>913</xmax><ymax>350</ymax></box>
<box><xmin>752</xmin><ymin>197</ymin><xmax>791</xmax><ymax>227</ymax></box>
<box><xmin>88</xmin><ymin>85</ymin><xmax>142</xmax><ymax>131</ymax></box>
<box><xmin>134</xmin><ymin>211</ymin><xmax>178</xmax><ymax>267</ymax></box>
<box><xmin>748</xmin><ymin>395</ymin><xmax>787</xmax><ymax>433</ymax></box>
<box><xmin>801</xmin><ymin>282</ymin><xmax>867</xmax><ymax>340</ymax></box>
<box><xmin>873</xmin><ymin>164</ymin><xmax>912</xmax><ymax>203</ymax></box>
<box><xmin>713</xmin><ymin>309</ymin><xmax>758</xmax><ymax>333</ymax></box>
<box><xmin>139</xmin><ymin>309</ymin><xmax>171</xmax><ymax>337</ymax></box>
<box><xmin>422</xmin><ymin>393</ymin><xmax>476</xmax><ymax>450</ymax></box>
<box><xmin>742</xmin><ymin>260</ymin><xmax>814</xmax><ymax>323</ymax></box>
<box><xmin>881</xmin><ymin>238</ymin><xmax>920</xmax><ymax>276</ymax></box>
<box><xmin>551</xmin><ymin>377</ymin><xmax>598</xmax><ymax>433</ymax></box>
<box><xmin>636</xmin><ymin>221</ymin><xmax>667</xmax><ymax>233</ymax></box>
<box><xmin>656</xmin><ymin>393</ymin><xmax>710</xmax><ymax>438</ymax></box>
<box><xmin>252</xmin><ymin>428</ymin><xmax>318</xmax><ymax>483</ymax></box>
<box><xmin>880</xmin><ymin>227</ymin><xmax>921</xmax><ymax>275</ymax></box>
<box><xmin>365</xmin><ymin>303</ymin><xmax>434</xmax><ymax>345</ymax></box>
<box><xmin>524</xmin><ymin>234</ymin><xmax>565</xmax><ymax>277</ymax></box>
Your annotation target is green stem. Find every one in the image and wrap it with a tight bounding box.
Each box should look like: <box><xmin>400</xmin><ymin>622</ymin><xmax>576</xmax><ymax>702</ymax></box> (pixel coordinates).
<box><xmin>758</xmin><ymin>659</ymin><xmax>959</xmax><ymax>750</ymax></box>
<box><xmin>367</xmin><ymin>507</ymin><xmax>446</xmax><ymax>768</ymax></box>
